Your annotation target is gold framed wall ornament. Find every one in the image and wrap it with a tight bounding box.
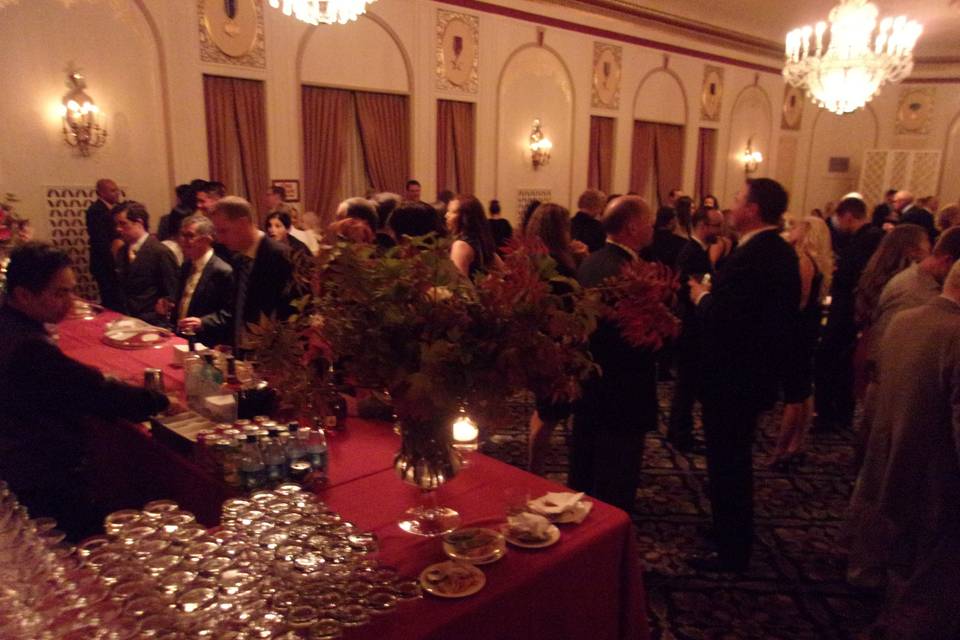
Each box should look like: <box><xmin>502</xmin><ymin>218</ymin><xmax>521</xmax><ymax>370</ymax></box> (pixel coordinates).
<box><xmin>781</xmin><ymin>85</ymin><xmax>804</xmax><ymax>130</ymax></box>
<box><xmin>436</xmin><ymin>9</ymin><xmax>479</xmax><ymax>93</ymax></box>
<box><xmin>591</xmin><ymin>43</ymin><xmax>622</xmax><ymax>109</ymax></box>
<box><xmin>700</xmin><ymin>65</ymin><xmax>723</xmax><ymax>121</ymax></box>
<box><xmin>199</xmin><ymin>0</ymin><xmax>265</xmax><ymax>69</ymax></box>
<box><xmin>896</xmin><ymin>88</ymin><xmax>935</xmax><ymax>135</ymax></box>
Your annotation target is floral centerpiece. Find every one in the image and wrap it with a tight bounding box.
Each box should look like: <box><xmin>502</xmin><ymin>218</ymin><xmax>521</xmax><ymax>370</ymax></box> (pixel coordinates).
<box><xmin>252</xmin><ymin>234</ymin><xmax>677</xmax><ymax>532</ymax></box>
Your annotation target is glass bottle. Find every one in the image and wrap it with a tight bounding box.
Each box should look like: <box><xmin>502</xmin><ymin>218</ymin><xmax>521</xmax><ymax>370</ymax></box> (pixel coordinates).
<box><xmin>238</xmin><ymin>434</ymin><xmax>266</xmax><ymax>492</ymax></box>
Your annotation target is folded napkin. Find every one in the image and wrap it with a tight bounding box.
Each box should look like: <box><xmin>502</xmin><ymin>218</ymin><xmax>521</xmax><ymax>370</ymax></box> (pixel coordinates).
<box><xmin>506</xmin><ymin>512</ymin><xmax>552</xmax><ymax>541</ymax></box>
<box><xmin>527</xmin><ymin>492</ymin><xmax>593</xmax><ymax>524</ymax></box>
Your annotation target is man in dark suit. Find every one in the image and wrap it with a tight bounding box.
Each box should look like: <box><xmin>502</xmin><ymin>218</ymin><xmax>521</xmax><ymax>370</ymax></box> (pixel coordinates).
<box><xmin>687</xmin><ymin>178</ymin><xmax>801</xmax><ymax>571</ymax></box>
<box><xmin>113</xmin><ymin>201</ymin><xmax>179</xmax><ymax>327</ymax></box>
<box><xmin>570</xmin><ymin>188</ymin><xmax>607</xmax><ymax>253</ymax></box>
<box><xmin>815</xmin><ymin>196</ymin><xmax>884</xmax><ymax>432</ymax></box>
<box><xmin>0</xmin><ymin>243</ymin><xmax>169</xmax><ymax>539</ymax></box>
<box><xmin>645</xmin><ymin>206</ymin><xmax>689</xmax><ymax>268</ymax></box>
<box><xmin>570</xmin><ymin>195</ymin><xmax>656</xmax><ymax>513</ymax></box>
<box><xmin>84</xmin><ymin>178</ymin><xmax>124</xmax><ymax>310</ymax></box>
<box><xmin>871</xmin><ymin>188</ymin><xmax>897</xmax><ymax>228</ymax></box>
<box><xmin>667</xmin><ymin>207</ymin><xmax>723</xmax><ymax>451</ymax></box>
<box><xmin>161</xmin><ymin>214</ymin><xmax>233</xmax><ymax>346</ymax></box>
<box><xmin>208</xmin><ymin>196</ymin><xmax>294</xmax><ymax>354</ymax></box>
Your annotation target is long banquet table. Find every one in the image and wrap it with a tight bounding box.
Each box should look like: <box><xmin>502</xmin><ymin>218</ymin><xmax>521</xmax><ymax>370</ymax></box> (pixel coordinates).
<box><xmin>57</xmin><ymin>312</ymin><xmax>650</xmax><ymax>640</ymax></box>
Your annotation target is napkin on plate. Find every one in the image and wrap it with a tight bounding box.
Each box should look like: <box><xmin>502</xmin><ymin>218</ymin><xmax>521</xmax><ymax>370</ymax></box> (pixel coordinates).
<box><xmin>527</xmin><ymin>491</ymin><xmax>584</xmax><ymax>515</ymax></box>
<box><xmin>506</xmin><ymin>512</ymin><xmax>552</xmax><ymax>540</ymax></box>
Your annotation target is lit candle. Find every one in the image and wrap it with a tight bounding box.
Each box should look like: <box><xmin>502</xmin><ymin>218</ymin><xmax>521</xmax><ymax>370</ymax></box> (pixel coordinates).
<box><xmin>452</xmin><ymin>413</ymin><xmax>479</xmax><ymax>451</ymax></box>
<box><xmin>815</xmin><ymin>21</ymin><xmax>826</xmax><ymax>56</ymax></box>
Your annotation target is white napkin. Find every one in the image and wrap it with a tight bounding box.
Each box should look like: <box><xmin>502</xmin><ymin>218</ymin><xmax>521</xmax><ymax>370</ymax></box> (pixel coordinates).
<box><xmin>527</xmin><ymin>492</ymin><xmax>593</xmax><ymax>524</ymax></box>
<box><xmin>506</xmin><ymin>512</ymin><xmax>552</xmax><ymax>540</ymax></box>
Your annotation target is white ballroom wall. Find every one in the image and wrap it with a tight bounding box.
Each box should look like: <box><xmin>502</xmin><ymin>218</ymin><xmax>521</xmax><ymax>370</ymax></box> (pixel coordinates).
<box><xmin>1</xmin><ymin>0</ymin><xmax>958</xmax><ymax>237</ymax></box>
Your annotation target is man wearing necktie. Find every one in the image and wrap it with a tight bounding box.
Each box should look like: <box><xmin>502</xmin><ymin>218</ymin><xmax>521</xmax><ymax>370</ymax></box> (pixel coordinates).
<box><xmin>158</xmin><ymin>214</ymin><xmax>233</xmax><ymax>346</ymax></box>
<box><xmin>113</xmin><ymin>201</ymin><xmax>178</xmax><ymax>327</ymax></box>
<box><xmin>207</xmin><ymin>196</ymin><xmax>294</xmax><ymax>355</ymax></box>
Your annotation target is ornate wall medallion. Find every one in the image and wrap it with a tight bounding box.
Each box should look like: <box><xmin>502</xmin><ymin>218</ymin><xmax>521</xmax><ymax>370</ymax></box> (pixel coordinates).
<box><xmin>781</xmin><ymin>84</ymin><xmax>804</xmax><ymax>130</ymax></box>
<box><xmin>436</xmin><ymin>9</ymin><xmax>479</xmax><ymax>93</ymax></box>
<box><xmin>700</xmin><ymin>65</ymin><xmax>723</xmax><ymax>121</ymax></box>
<box><xmin>199</xmin><ymin>0</ymin><xmax>265</xmax><ymax>68</ymax></box>
<box><xmin>895</xmin><ymin>88</ymin><xmax>934</xmax><ymax>135</ymax></box>
<box><xmin>591</xmin><ymin>43</ymin><xmax>621</xmax><ymax>109</ymax></box>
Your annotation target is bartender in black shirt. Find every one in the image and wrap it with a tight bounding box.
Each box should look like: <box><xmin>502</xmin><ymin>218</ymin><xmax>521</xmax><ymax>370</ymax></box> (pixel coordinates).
<box><xmin>0</xmin><ymin>242</ymin><xmax>169</xmax><ymax>538</ymax></box>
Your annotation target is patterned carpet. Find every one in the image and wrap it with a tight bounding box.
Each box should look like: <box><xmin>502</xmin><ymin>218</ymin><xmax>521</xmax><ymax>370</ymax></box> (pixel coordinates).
<box><xmin>481</xmin><ymin>383</ymin><xmax>882</xmax><ymax>640</ymax></box>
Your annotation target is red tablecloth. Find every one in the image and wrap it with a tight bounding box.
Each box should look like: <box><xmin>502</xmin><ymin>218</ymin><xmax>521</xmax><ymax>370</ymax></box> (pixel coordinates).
<box><xmin>58</xmin><ymin>313</ymin><xmax>649</xmax><ymax>640</ymax></box>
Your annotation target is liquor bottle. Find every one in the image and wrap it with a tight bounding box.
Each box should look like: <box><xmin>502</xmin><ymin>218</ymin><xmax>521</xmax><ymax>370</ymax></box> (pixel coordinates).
<box><xmin>304</xmin><ymin>427</ymin><xmax>328</xmax><ymax>482</ymax></box>
<box><xmin>285</xmin><ymin>422</ymin><xmax>307</xmax><ymax>468</ymax></box>
<box><xmin>238</xmin><ymin>434</ymin><xmax>267</xmax><ymax>491</ymax></box>
<box><xmin>262</xmin><ymin>428</ymin><xmax>286</xmax><ymax>486</ymax></box>
<box><xmin>184</xmin><ymin>344</ymin><xmax>204</xmax><ymax>408</ymax></box>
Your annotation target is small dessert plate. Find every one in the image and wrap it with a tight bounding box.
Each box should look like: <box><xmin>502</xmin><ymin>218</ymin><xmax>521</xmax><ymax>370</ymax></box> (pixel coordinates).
<box><xmin>500</xmin><ymin>523</ymin><xmax>560</xmax><ymax>549</ymax></box>
<box><xmin>419</xmin><ymin>561</ymin><xmax>485</xmax><ymax>598</ymax></box>
<box><xmin>441</xmin><ymin>528</ymin><xmax>506</xmax><ymax>565</ymax></box>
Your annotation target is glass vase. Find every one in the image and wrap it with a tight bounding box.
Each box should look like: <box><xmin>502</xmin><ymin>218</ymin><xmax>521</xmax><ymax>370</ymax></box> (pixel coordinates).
<box><xmin>393</xmin><ymin>416</ymin><xmax>463</xmax><ymax>536</ymax></box>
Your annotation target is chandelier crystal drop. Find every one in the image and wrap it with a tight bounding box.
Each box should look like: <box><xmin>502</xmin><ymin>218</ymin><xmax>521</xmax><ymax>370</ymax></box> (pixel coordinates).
<box><xmin>783</xmin><ymin>0</ymin><xmax>922</xmax><ymax>115</ymax></box>
<box><xmin>267</xmin><ymin>0</ymin><xmax>376</xmax><ymax>26</ymax></box>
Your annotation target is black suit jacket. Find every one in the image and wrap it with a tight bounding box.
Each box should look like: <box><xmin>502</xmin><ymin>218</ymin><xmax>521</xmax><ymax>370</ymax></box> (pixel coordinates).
<box><xmin>900</xmin><ymin>205</ymin><xmax>938</xmax><ymax>242</ymax></box>
<box><xmin>232</xmin><ymin>236</ymin><xmax>295</xmax><ymax>348</ymax></box>
<box><xmin>172</xmin><ymin>253</ymin><xmax>234</xmax><ymax>346</ymax></box>
<box><xmin>116</xmin><ymin>235</ymin><xmax>179</xmax><ymax>326</ymax></box>
<box><xmin>571</xmin><ymin>211</ymin><xmax>606</xmax><ymax>253</ymax></box>
<box><xmin>645</xmin><ymin>229</ymin><xmax>688</xmax><ymax>269</ymax></box>
<box><xmin>85</xmin><ymin>199</ymin><xmax>117</xmax><ymax>276</ymax></box>
<box><xmin>829</xmin><ymin>223</ymin><xmax>884</xmax><ymax>330</ymax></box>
<box><xmin>576</xmin><ymin>243</ymin><xmax>658</xmax><ymax>430</ymax></box>
<box><xmin>697</xmin><ymin>229</ymin><xmax>800</xmax><ymax>409</ymax></box>
<box><xmin>675</xmin><ymin>239</ymin><xmax>712</xmax><ymax>329</ymax></box>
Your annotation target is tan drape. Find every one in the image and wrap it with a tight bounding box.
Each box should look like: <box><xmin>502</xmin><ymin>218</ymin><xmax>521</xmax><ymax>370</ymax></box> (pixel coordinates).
<box><xmin>588</xmin><ymin>116</ymin><xmax>615</xmax><ymax>194</ymax></box>
<box><xmin>203</xmin><ymin>75</ymin><xmax>269</xmax><ymax>221</ymax></box>
<box><xmin>437</xmin><ymin>100</ymin><xmax>476</xmax><ymax>195</ymax></box>
<box><xmin>629</xmin><ymin>121</ymin><xmax>656</xmax><ymax>198</ymax></box>
<box><xmin>630</xmin><ymin>121</ymin><xmax>684</xmax><ymax>206</ymax></box>
<box><xmin>653</xmin><ymin>123</ymin><xmax>684</xmax><ymax>207</ymax></box>
<box><xmin>695</xmin><ymin>127</ymin><xmax>718</xmax><ymax>201</ymax></box>
<box><xmin>354</xmin><ymin>92</ymin><xmax>410</xmax><ymax>194</ymax></box>
<box><xmin>302</xmin><ymin>86</ymin><xmax>353</xmax><ymax>228</ymax></box>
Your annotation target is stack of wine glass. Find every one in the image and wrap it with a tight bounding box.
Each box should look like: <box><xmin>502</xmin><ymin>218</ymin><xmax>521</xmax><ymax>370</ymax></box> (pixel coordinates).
<box><xmin>0</xmin><ymin>481</ymin><xmax>421</xmax><ymax>639</ymax></box>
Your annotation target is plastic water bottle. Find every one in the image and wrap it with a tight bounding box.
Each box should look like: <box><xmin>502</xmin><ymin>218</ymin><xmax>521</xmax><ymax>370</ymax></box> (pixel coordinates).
<box><xmin>262</xmin><ymin>428</ymin><xmax>287</xmax><ymax>486</ymax></box>
<box><xmin>305</xmin><ymin>427</ymin><xmax>328</xmax><ymax>482</ymax></box>
<box><xmin>285</xmin><ymin>422</ymin><xmax>306</xmax><ymax>468</ymax></box>
<box><xmin>238</xmin><ymin>434</ymin><xmax>267</xmax><ymax>491</ymax></box>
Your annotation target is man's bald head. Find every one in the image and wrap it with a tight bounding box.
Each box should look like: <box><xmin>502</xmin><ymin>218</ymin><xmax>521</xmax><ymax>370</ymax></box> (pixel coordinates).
<box><xmin>601</xmin><ymin>195</ymin><xmax>654</xmax><ymax>251</ymax></box>
<box><xmin>893</xmin><ymin>190</ymin><xmax>914</xmax><ymax>213</ymax></box>
<box><xmin>95</xmin><ymin>179</ymin><xmax>121</xmax><ymax>206</ymax></box>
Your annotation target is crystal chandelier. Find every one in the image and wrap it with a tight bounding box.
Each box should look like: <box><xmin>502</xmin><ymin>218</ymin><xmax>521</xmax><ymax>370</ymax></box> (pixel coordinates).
<box><xmin>267</xmin><ymin>0</ymin><xmax>376</xmax><ymax>26</ymax></box>
<box><xmin>783</xmin><ymin>0</ymin><xmax>922</xmax><ymax>115</ymax></box>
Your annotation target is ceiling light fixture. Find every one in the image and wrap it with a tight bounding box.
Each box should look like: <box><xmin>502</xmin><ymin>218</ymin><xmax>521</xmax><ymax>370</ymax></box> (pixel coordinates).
<box><xmin>783</xmin><ymin>0</ymin><xmax>922</xmax><ymax>115</ymax></box>
<box><xmin>266</xmin><ymin>0</ymin><xmax>376</xmax><ymax>26</ymax></box>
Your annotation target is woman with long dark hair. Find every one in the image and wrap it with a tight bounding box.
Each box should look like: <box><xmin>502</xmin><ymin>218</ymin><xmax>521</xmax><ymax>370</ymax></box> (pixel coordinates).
<box><xmin>446</xmin><ymin>195</ymin><xmax>501</xmax><ymax>278</ymax></box>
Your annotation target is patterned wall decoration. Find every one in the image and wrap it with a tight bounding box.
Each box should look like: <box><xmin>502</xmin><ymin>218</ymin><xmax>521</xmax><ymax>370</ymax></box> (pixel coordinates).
<box><xmin>44</xmin><ymin>186</ymin><xmax>130</xmax><ymax>303</ymax></box>
<box><xmin>895</xmin><ymin>87</ymin><xmax>935</xmax><ymax>135</ymax></box>
<box><xmin>517</xmin><ymin>188</ymin><xmax>551</xmax><ymax>218</ymax></box>
<box><xmin>436</xmin><ymin>9</ymin><xmax>479</xmax><ymax>93</ymax></box>
<box><xmin>198</xmin><ymin>0</ymin><xmax>266</xmax><ymax>69</ymax></box>
<box><xmin>591</xmin><ymin>43</ymin><xmax>622</xmax><ymax>109</ymax></box>
<box><xmin>858</xmin><ymin>150</ymin><xmax>942</xmax><ymax>205</ymax></box>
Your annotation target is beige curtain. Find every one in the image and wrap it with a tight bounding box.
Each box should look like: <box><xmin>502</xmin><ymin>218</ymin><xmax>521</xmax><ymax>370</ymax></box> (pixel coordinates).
<box><xmin>302</xmin><ymin>86</ymin><xmax>353</xmax><ymax>228</ymax></box>
<box><xmin>695</xmin><ymin>127</ymin><xmax>718</xmax><ymax>201</ymax></box>
<box><xmin>203</xmin><ymin>75</ymin><xmax>269</xmax><ymax>221</ymax></box>
<box><xmin>588</xmin><ymin>116</ymin><xmax>615</xmax><ymax>194</ymax></box>
<box><xmin>630</xmin><ymin>121</ymin><xmax>684</xmax><ymax>207</ymax></box>
<box><xmin>437</xmin><ymin>100</ymin><xmax>476</xmax><ymax>195</ymax></box>
<box><xmin>629</xmin><ymin>121</ymin><xmax>656</xmax><ymax>198</ymax></box>
<box><xmin>354</xmin><ymin>92</ymin><xmax>410</xmax><ymax>194</ymax></box>
<box><xmin>653</xmin><ymin>123</ymin><xmax>684</xmax><ymax>207</ymax></box>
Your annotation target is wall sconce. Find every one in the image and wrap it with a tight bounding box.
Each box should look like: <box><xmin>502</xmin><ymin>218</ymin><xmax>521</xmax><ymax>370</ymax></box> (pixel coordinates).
<box><xmin>59</xmin><ymin>68</ymin><xmax>107</xmax><ymax>156</ymax></box>
<box><xmin>740</xmin><ymin>136</ymin><xmax>762</xmax><ymax>174</ymax></box>
<box><xmin>529</xmin><ymin>119</ymin><xmax>553</xmax><ymax>169</ymax></box>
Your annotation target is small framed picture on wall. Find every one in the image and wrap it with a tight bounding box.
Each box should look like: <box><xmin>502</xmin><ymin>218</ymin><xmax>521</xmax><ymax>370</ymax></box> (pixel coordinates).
<box><xmin>271</xmin><ymin>179</ymin><xmax>300</xmax><ymax>203</ymax></box>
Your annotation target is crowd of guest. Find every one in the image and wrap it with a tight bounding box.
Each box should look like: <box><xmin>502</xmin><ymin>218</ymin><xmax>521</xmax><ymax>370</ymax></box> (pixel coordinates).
<box><xmin>0</xmin><ymin>169</ymin><xmax>956</xmax><ymax>639</ymax></box>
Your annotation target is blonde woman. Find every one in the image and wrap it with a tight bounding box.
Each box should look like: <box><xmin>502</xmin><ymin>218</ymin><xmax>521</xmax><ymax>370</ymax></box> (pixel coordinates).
<box><xmin>771</xmin><ymin>213</ymin><xmax>834</xmax><ymax>469</ymax></box>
